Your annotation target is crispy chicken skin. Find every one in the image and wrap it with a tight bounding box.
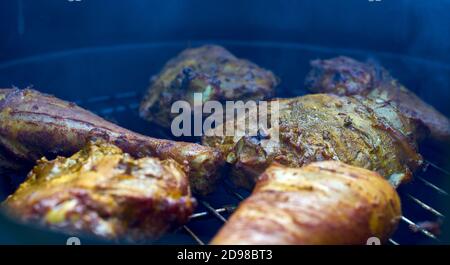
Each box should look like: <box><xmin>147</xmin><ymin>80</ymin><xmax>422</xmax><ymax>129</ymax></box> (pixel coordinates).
<box><xmin>140</xmin><ymin>45</ymin><xmax>279</xmax><ymax>128</ymax></box>
<box><xmin>305</xmin><ymin>56</ymin><xmax>450</xmax><ymax>141</ymax></box>
<box><xmin>211</xmin><ymin>161</ymin><xmax>401</xmax><ymax>245</ymax></box>
<box><xmin>203</xmin><ymin>94</ymin><xmax>423</xmax><ymax>188</ymax></box>
<box><xmin>0</xmin><ymin>88</ymin><xmax>223</xmax><ymax>194</ymax></box>
<box><xmin>2</xmin><ymin>140</ymin><xmax>196</xmax><ymax>242</ymax></box>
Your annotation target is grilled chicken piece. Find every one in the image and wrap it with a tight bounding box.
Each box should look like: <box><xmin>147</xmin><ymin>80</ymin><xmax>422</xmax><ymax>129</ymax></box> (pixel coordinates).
<box><xmin>140</xmin><ymin>45</ymin><xmax>278</xmax><ymax>129</ymax></box>
<box><xmin>211</xmin><ymin>161</ymin><xmax>401</xmax><ymax>245</ymax></box>
<box><xmin>203</xmin><ymin>94</ymin><xmax>424</xmax><ymax>188</ymax></box>
<box><xmin>305</xmin><ymin>56</ymin><xmax>450</xmax><ymax>141</ymax></box>
<box><xmin>2</xmin><ymin>140</ymin><xmax>196</xmax><ymax>242</ymax></box>
<box><xmin>0</xmin><ymin>88</ymin><xmax>223</xmax><ymax>194</ymax></box>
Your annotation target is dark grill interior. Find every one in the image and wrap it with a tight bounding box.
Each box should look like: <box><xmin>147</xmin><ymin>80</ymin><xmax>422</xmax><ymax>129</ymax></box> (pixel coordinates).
<box><xmin>0</xmin><ymin>42</ymin><xmax>449</xmax><ymax>244</ymax></box>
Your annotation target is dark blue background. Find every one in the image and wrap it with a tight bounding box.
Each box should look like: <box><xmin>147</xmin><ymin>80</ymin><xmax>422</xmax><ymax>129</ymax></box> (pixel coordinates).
<box><xmin>1</xmin><ymin>0</ymin><xmax>450</xmax><ymax>63</ymax></box>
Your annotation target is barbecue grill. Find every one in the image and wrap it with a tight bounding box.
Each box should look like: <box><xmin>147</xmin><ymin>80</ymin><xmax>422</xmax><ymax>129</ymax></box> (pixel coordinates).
<box><xmin>0</xmin><ymin>0</ymin><xmax>449</xmax><ymax>245</ymax></box>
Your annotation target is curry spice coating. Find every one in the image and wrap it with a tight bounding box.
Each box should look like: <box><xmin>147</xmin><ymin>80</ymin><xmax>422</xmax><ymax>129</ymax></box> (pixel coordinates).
<box><xmin>203</xmin><ymin>93</ymin><xmax>423</xmax><ymax>188</ymax></box>
<box><xmin>2</xmin><ymin>140</ymin><xmax>196</xmax><ymax>242</ymax></box>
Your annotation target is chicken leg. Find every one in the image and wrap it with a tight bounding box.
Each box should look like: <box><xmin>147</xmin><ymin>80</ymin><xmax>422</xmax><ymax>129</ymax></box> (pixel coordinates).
<box><xmin>0</xmin><ymin>88</ymin><xmax>223</xmax><ymax>194</ymax></box>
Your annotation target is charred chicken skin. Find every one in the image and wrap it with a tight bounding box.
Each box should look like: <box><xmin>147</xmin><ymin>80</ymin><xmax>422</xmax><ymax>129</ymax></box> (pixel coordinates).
<box><xmin>211</xmin><ymin>161</ymin><xmax>401</xmax><ymax>245</ymax></box>
<box><xmin>203</xmin><ymin>93</ymin><xmax>424</xmax><ymax>188</ymax></box>
<box><xmin>2</xmin><ymin>140</ymin><xmax>196</xmax><ymax>242</ymax></box>
<box><xmin>305</xmin><ymin>56</ymin><xmax>450</xmax><ymax>141</ymax></box>
<box><xmin>0</xmin><ymin>88</ymin><xmax>223</xmax><ymax>194</ymax></box>
<box><xmin>140</xmin><ymin>45</ymin><xmax>279</xmax><ymax>129</ymax></box>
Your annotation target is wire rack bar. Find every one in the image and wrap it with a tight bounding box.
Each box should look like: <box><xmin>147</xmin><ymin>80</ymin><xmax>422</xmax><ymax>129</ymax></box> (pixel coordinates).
<box><xmin>229</xmin><ymin>190</ymin><xmax>245</xmax><ymax>201</ymax></box>
<box><xmin>406</xmin><ymin>194</ymin><xmax>445</xmax><ymax>219</ymax></box>
<box><xmin>416</xmin><ymin>176</ymin><xmax>449</xmax><ymax>196</ymax></box>
<box><xmin>186</xmin><ymin>204</ymin><xmax>444</xmax><ymax>245</ymax></box>
<box><xmin>425</xmin><ymin>160</ymin><xmax>450</xmax><ymax>176</ymax></box>
<box><xmin>401</xmin><ymin>216</ymin><xmax>439</xmax><ymax>241</ymax></box>
<box><xmin>75</xmin><ymin>91</ymin><xmax>141</xmax><ymax>105</ymax></box>
<box><xmin>200</xmin><ymin>201</ymin><xmax>228</xmax><ymax>223</ymax></box>
<box><xmin>388</xmin><ymin>239</ymin><xmax>399</xmax><ymax>245</ymax></box>
<box><xmin>190</xmin><ymin>207</ymin><xmax>236</xmax><ymax>219</ymax></box>
<box><xmin>183</xmin><ymin>225</ymin><xmax>205</xmax><ymax>245</ymax></box>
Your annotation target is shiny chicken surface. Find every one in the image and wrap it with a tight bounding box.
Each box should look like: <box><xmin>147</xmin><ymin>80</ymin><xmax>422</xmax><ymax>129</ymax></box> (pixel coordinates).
<box><xmin>203</xmin><ymin>93</ymin><xmax>423</xmax><ymax>188</ymax></box>
<box><xmin>211</xmin><ymin>161</ymin><xmax>401</xmax><ymax>245</ymax></box>
<box><xmin>2</xmin><ymin>140</ymin><xmax>196</xmax><ymax>242</ymax></box>
<box><xmin>140</xmin><ymin>45</ymin><xmax>279</xmax><ymax>128</ymax></box>
<box><xmin>0</xmin><ymin>88</ymin><xmax>223</xmax><ymax>194</ymax></box>
<box><xmin>305</xmin><ymin>56</ymin><xmax>450</xmax><ymax>141</ymax></box>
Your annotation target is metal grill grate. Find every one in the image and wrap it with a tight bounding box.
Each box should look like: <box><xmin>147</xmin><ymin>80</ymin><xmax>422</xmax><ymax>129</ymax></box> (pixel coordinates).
<box><xmin>180</xmin><ymin>169</ymin><xmax>448</xmax><ymax>245</ymax></box>
<box><xmin>78</xmin><ymin>91</ymin><xmax>448</xmax><ymax>245</ymax></box>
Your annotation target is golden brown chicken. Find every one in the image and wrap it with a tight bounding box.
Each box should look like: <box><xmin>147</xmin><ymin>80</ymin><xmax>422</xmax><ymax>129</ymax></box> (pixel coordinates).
<box><xmin>203</xmin><ymin>93</ymin><xmax>424</xmax><ymax>188</ymax></box>
<box><xmin>140</xmin><ymin>45</ymin><xmax>278</xmax><ymax>129</ymax></box>
<box><xmin>0</xmin><ymin>88</ymin><xmax>223</xmax><ymax>194</ymax></box>
<box><xmin>305</xmin><ymin>56</ymin><xmax>450</xmax><ymax>141</ymax></box>
<box><xmin>211</xmin><ymin>161</ymin><xmax>401</xmax><ymax>245</ymax></box>
<box><xmin>2</xmin><ymin>140</ymin><xmax>196</xmax><ymax>242</ymax></box>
